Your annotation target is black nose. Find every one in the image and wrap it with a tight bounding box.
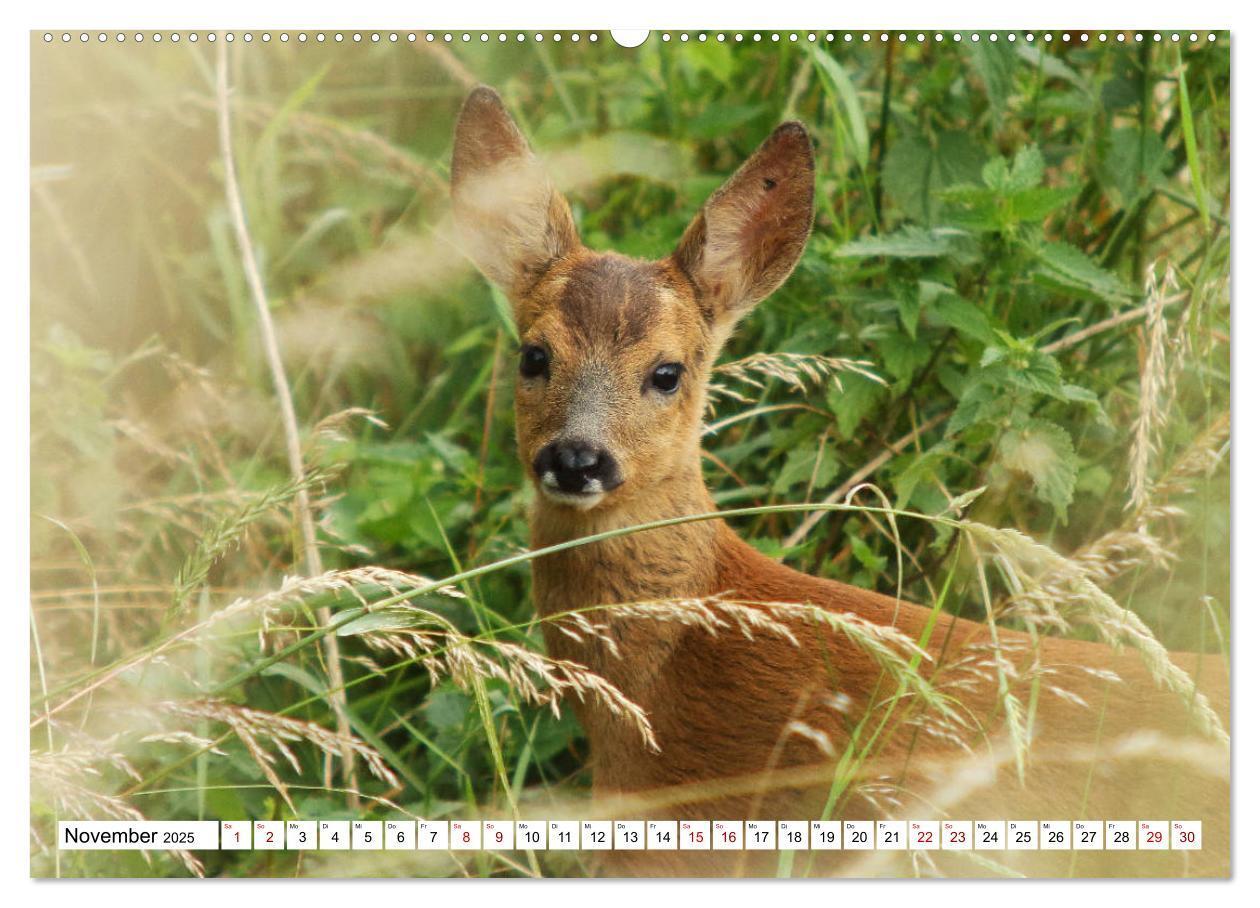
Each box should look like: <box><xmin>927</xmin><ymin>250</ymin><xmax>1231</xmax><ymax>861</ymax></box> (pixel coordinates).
<box><xmin>533</xmin><ymin>439</ymin><xmax>622</xmax><ymax>495</ymax></box>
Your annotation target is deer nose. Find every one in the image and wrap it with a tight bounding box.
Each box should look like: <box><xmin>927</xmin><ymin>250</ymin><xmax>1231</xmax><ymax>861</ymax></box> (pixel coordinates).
<box><xmin>534</xmin><ymin>439</ymin><xmax>622</xmax><ymax>495</ymax></box>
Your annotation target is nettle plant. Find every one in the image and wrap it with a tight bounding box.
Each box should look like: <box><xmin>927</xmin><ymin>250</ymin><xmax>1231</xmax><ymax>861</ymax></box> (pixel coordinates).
<box><xmin>829</xmin><ymin>144</ymin><xmax>1130</xmax><ymax>536</ymax></box>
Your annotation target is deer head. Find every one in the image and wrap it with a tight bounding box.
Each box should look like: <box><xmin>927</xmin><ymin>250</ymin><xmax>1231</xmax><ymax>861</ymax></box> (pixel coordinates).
<box><xmin>451</xmin><ymin>86</ymin><xmax>815</xmax><ymax>514</ymax></box>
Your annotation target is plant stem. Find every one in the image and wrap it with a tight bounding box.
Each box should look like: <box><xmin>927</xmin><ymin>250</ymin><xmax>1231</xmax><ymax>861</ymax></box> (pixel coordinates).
<box><xmin>215</xmin><ymin>42</ymin><xmax>360</xmax><ymax>807</ymax></box>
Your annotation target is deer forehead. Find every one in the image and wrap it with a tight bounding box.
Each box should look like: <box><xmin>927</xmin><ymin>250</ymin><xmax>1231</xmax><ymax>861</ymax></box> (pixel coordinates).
<box><xmin>521</xmin><ymin>253</ymin><xmax>709</xmax><ymax>368</ymax></box>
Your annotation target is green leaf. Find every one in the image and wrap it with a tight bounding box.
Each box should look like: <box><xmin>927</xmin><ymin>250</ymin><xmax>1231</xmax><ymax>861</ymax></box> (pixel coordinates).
<box><xmin>773</xmin><ymin>445</ymin><xmax>839</xmax><ymax>495</ymax></box>
<box><xmin>892</xmin><ymin>449</ymin><xmax>947</xmax><ymax>509</ymax></box>
<box><xmin>1009</xmin><ymin>186</ymin><xmax>1078</xmax><ymax>222</ymax></box>
<box><xmin>424</xmin><ymin>687</ymin><xmax>473</xmax><ymax>733</ymax></box>
<box><xmin>1005</xmin><ymin>349</ymin><xmax>1066</xmax><ymax>398</ymax></box>
<box><xmin>1009</xmin><ymin>145</ymin><xmax>1046</xmax><ymax>191</ymax></box>
<box><xmin>896</xmin><ymin>284</ymin><xmax>921</xmax><ymax>338</ymax></box>
<box><xmin>490</xmin><ymin>286</ymin><xmax>518</xmax><ymax>343</ymax></box>
<box><xmin>947</xmin><ymin>382</ymin><xmax>997</xmax><ymax>436</ymax></box>
<box><xmin>1060</xmin><ymin>383</ymin><xmax>1111</xmax><ymax>427</ymax></box>
<box><xmin>681</xmin><ymin>41</ymin><xmax>735</xmax><ymax>82</ymax></box>
<box><xmin>335</xmin><ymin>609</ymin><xmax>418</xmax><ymax>637</ymax></box>
<box><xmin>1176</xmin><ymin>47</ymin><xmax>1211</xmax><ymax>231</ymax></box>
<box><xmin>877</xmin><ymin>334</ymin><xmax>932</xmax><ymax>384</ymax></box>
<box><xmin>945</xmin><ymin>486</ymin><xmax>988</xmax><ymax>514</ymax></box>
<box><xmin>847</xmin><ymin>531</ymin><xmax>888</xmax><ymax>574</ymax></box>
<box><xmin>883</xmin><ymin>131</ymin><xmax>987</xmax><ymax>224</ymax></box>
<box><xmin>1103</xmin><ymin>128</ymin><xmax>1170</xmax><ymax>203</ymax></box>
<box><xmin>827</xmin><ymin>376</ymin><xmax>884</xmax><ymax>437</ymax></box>
<box><xmin>811</xmin><ymin>47</ymin><xmax>870</xmax><ymax>169</ymax></box>
<box><xmin>1014</xmin><ymin>44</ymin><xmax>1088</xmax><ymax>91</ymax></box>
<box><xmin>1033</xmin><ymin>242</ymin><xmax>1132</xmax><ymax>306</ymax></box>
<box><xmin>932</xmin><ymin>293</ymin><xmax>997</xmax><ymax>344</ymax></box>
<box><xmin>836</xmin><ymin>226</ymin><xmax>967</xmax><ymax>259</ymax></box>
<box><xmin>997</xmin><ymin>418</ymin><xmax>1079</xmax><ymax>519</ymax></box>
<box><xmin>966</xmin><ymin>41</ymin><xmax>1017</xmax><ymax>124</ymax></box>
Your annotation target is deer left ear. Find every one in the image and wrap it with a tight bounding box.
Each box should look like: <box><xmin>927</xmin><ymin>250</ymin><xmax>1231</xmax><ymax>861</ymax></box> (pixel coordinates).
<box><xmin>451</xmin><ymin>86</ymin><xmax>579</xmax><ymax>302</ymax></box>
<box><xmin>671</xmin><ymin>122</ymin><xmax>815</xmax><ymax>327</ymax></box>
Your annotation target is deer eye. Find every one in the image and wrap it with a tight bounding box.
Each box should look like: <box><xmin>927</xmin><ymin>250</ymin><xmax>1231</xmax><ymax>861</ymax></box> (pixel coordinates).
<box><xmin>648</xmin><ymin>362</ymin><xmax>683</xmax><ymax>394</ymax></box>
<box><xmin>519</xmin><ymin>345</ymin><xmax>550</xmax><ymax>380</ymax></box>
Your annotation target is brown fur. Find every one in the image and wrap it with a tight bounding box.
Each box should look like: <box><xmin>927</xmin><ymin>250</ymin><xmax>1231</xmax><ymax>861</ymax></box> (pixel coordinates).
<box><xmin>450</xmin><ymin>87</ymin><xmax>1230</xmax><ymax>878</ymax></box>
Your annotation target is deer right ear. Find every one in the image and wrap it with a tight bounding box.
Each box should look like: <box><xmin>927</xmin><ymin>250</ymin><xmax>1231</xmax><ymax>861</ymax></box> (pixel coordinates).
<box><xmin>671</xmin><ymin>122</ymin><xmax>815</xmax><ymax>329</ymax></box>
<box><xmin>451</xmin><ymin>86</ymin><xmax>579</xmax><ymax>301</ymax></box>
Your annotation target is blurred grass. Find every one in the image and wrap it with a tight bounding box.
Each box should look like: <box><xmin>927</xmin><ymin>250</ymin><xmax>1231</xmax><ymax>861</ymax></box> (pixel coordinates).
<box><xmin>30</xmin><ymin>31</ymin><xmax>1229</xmax><ymax>877</ymax></box>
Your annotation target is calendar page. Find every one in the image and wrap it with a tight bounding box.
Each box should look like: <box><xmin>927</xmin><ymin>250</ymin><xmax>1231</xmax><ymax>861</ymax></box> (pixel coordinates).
<box><xmin>29</xmin><ymin>25</ymin><xmax>1230</xmax><ymax>881</ymax></box>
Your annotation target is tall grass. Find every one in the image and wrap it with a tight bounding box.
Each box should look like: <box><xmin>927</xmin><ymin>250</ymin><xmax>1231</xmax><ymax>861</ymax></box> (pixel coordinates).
<box><xmin>30</xmin><ymin>31</ymin><xmax>1228</xmax><ymax>877</ymax></box>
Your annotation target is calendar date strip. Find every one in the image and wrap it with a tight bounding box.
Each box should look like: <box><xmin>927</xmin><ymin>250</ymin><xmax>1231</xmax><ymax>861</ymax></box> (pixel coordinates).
<box><xmin>58</xmin><ymin>819</ymin><xmax>1203</xmax><ymax>852</ymax></box>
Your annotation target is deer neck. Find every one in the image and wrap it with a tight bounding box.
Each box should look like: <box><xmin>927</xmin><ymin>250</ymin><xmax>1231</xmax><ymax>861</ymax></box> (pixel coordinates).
<box><xmin>529</xmin><ymin>462</ymin><xmax>723</xmax><ymax>623</ymax></box>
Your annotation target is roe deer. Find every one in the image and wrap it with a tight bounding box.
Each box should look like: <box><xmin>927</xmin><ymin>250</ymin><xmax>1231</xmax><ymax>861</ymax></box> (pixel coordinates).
<box><xmin>450</xmin><ymin>86</ymin><xmax>1229</xmax><ymax>878</ymax></box>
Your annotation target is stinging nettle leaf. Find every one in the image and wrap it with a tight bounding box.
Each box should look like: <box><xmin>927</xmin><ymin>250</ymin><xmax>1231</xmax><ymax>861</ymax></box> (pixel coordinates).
<box><xmin>997</xmin><ymin>418</ymin><xmax>1079</xmax><ymax>519</ymax></box>
<box><xmin>1033</xmin><ymin>242</ymin><xmax>1132</xmax><ymax>306</ymax></box>
<box><xmin>835</xmin><ymin>226</ymin><xmax>969</xmax><ymax>259</ymax></box>
<box><xmin>933</xmin><ymin>294</ymin><xmax>997</xmax><ymax>344</ymax></box>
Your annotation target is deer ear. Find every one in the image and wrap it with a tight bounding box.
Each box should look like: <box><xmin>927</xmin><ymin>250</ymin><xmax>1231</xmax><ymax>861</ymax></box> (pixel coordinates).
<box><xmin>671</xmin><ymin>122</ymin><xmax>815</xmax><ymax>327</ymax></box>
<box><xmin>451</xmin><ymin>86</ymin><xmax>578</xmax><ymax>300</ymax></box>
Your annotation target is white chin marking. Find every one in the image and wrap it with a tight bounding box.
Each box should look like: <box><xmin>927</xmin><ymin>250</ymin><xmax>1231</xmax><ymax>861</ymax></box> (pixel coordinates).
<box><xmin>540</xmin><ymin>485</ymin><xmax>605</xmax><ymax>510</ymax></box>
